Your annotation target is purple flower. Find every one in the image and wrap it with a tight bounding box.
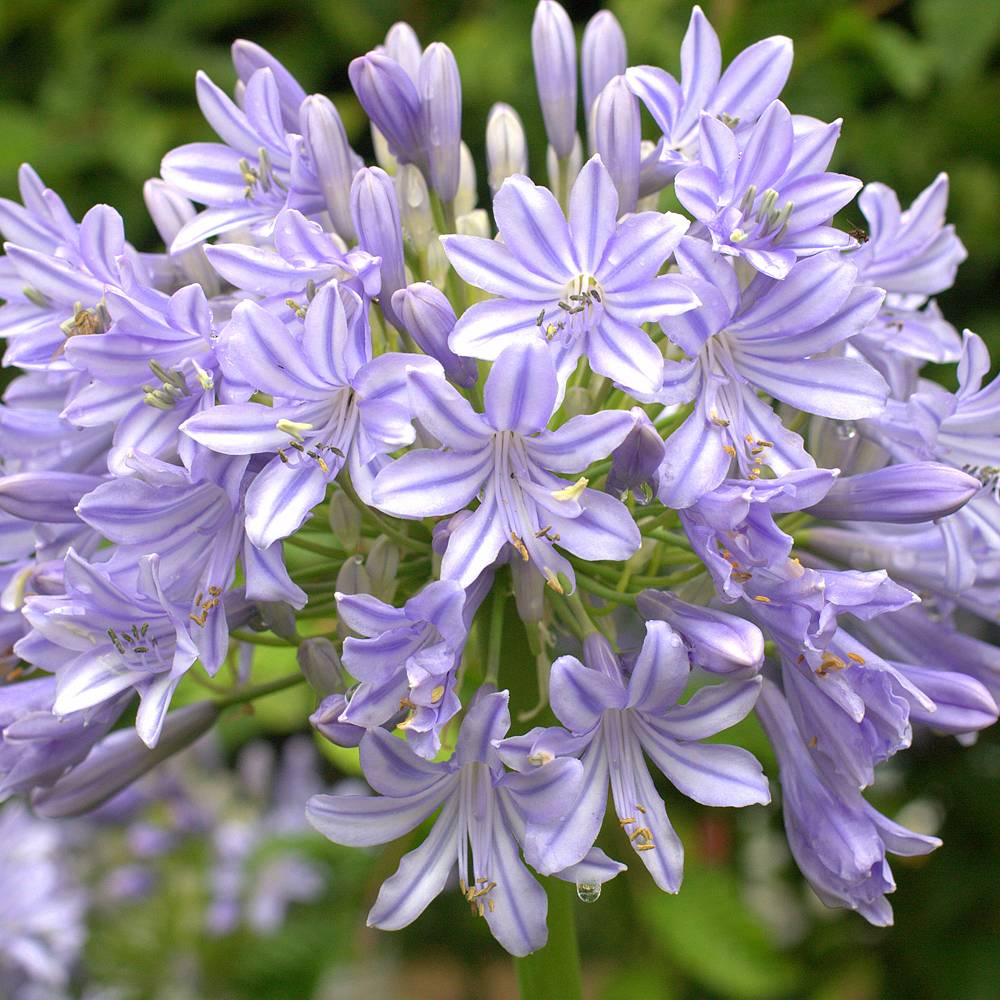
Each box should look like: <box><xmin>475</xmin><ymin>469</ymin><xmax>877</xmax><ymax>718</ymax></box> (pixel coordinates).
<box><xmin>162</xmin><ymin>67</ymin><xmax>324</xmax><ymax>250</ymax></box>
<box><xmin>391</xmin><ymin>282</ymin><xmax>479</xmax><ymax>388</ymax></box>
<box><xmin>182</xmin><ymin>283</ymin><xmax>435</xmax><ymax>547</ymax></box>
<box><xmin>847</xmin><ymin>174</ymin><xmax>966</xmax><ymax>397</ymax></box>
<box><xmin>0</xmin><ymin>675</ymin><xmax>129</xmax><ymax>799</ymax></box>
<box><xmin>605</xmin><ymin>407</ymin><xmax>664</xmax><ymax>505</ymax></box>
<box><xmin>520</xmin><ymin>626</ymin><xmax>768</xmax><ymax>891</ymax></box>
<box><xmin>674</xmin><ymin>100</ymin><xmax>861</xmax><ymax>278</ymax></box>
<box><xmin>307</xmin><ymin>689</ymin><xmax>619</xmax><ymax>956</ymax></box>
<box><xmin>300</xmin><ymin>95</ymin><xmax>361</xmax><ymax>242</ymax></box>
<box><xmin>16</xmin><ymin>551</ymin><xmax>202</xmax><ymax>747</ymax></box>
<box><xmin>626</xmin><ymin>6</ymin><xmax>792</xmax><ymax>189</ymax></box>
<box><xmin>652</xmin><ymin>239</ymin><xmax>886</xmax><ymax>507</ymax></box>
<box><xmin>372</xmin><ymin>340</ymin><xmax>640</xmax><ymax>588</ymax></box>
<box><xmin>204</xmin><ymin>207</ymin><xmax>380</xmax><ymax>305</ymax></box>
<box><xmin>636</xmin><ymin>589</ymin><xmax>765</xmax><ymax>678</ymax></box>
<box><xmin>756</xmin><ymin>678</ymin><xmax>939</xmax><ymax>926</ymax></box>
<box><xmin>335</xmin><ymin>580</ymin><xmax>472</xmax><ymax>758</ymax></box>
<box><xmin>442</xmin><ymin>157</ymin><xmax>697</xmax><ymax>394</ymax></box>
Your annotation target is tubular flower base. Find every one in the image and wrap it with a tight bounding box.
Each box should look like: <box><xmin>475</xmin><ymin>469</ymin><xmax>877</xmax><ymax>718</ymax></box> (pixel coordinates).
<box><xmin>0</xmin><ymin>1</ymin><xmax>997</xmax><ymax>989</ymax></box>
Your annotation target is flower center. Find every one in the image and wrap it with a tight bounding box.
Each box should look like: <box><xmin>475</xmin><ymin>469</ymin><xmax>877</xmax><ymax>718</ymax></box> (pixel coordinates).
<box><xmin>537</xmin><ymin>274</ymin><xmax>605</xmax><ymax>343</ymax></box>
<box><xmin>729</xmin><ymin>186</ymin><xmax>794</xmax><ymax>245</ymax></box>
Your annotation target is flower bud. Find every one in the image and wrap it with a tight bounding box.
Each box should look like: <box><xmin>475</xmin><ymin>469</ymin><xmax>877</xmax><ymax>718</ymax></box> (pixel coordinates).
<box><xmin>391</xmin><ymin>283</ymin><xmax>478</xmax><ymax>387</ymax></box>
<box><xmin>637</xmin><ymin>590</ymin><xmax>765</xmax><ymax>677</ymax></box>
<box><xmin>142</xmin><ymin>179</ymin><xmax>220</xmax><ymax>294</ymax></box>
<box><xmin>532</xmin><ymin>0</ymin><xmax>578</xmax><ymax>159</ymax></box>
<box><xmin>582</xmin><ymin>11</ymin><xmax>627</xmax><ymax>115</ymax></box>
<box><xmin>384</xmin><ymin>21</ymin><xmax>422</xmax><ymax>81</ymax></box>
<box><xmin>606</xmin><ymin>408</ymin><xmax>663</xmax><ymax>503</ymax></box>
<box><xmin>486</xmin><ymin>103</ymin><xmax>529</xmax><ymax>194</ymax></box>
<box><xmin>366</xmin><ymin>536</ymin><xmax>400</xmax><ymax>604</ymax></box>
<box><xmin>592</xmin><ymin>76</ymin><xmax>641</xmax><ymax>214</ymax></box>
<box><xmin>546</xmin><ymin>133</ymin><xmax>582</xmax><ymax>205</ymax></box>
<box><xmin>335</xmin><ymin>554</ymin><xmax>371</xmax><ymax>600</ymax></box>
<box><xmin>396</xmin><ymin>164</ymin><xmax>435</xmax><ymax>251</ymax></box>
<box><xmin>310</xmin><ymin>693</ymin><xmax>365</xmax><ymax>747</ymax></box>
<box><xmin>254</xmin><ymin>600</ymin><xmax>299</xmax><ymax>642</ymax></box>
<box><xmin>511</xmin><ymin>556</ymin><xmax>545</xmax><ymax>623</ymax></box>
<box><xmin>328</xmin><ymin>489</ymin><xmax>361</xmax><ymax>551</ymax></box>
<box><xmin>419</xmin><ymin>42</ymin><xmax>463</xmax><ymax>203</ymax></box>
<box><xmin>350</xmin><ymin>166</ymin><xmax>407</xmax><ymax>328</ymax></box>
<box><xmin>33</xmin><ymin>701</ymin><xmax>220</xmax><ymax>818</ymax></box>
<box><xmin>807</xmin><ymin>462</ymin><xmax>981</xmax><ymax>524</ymax></box>
<box><xmin>0</xmin><ymin>471</ymin><xmax>102</xmax><ymax>523</ymax></box>
<box><xmin>455</xmin><ymin>142</ymin><xmax>478</xmax><ymax>217</ymax></box>
<box><xmin>348</xmin><ymin>53</ymin><xmax>424</xmax><ymax>168</ymax></box>
<box><xmin>371</xmin><ymin>126</ymin><xmax>398</xmax><ymax>175</ymax></box>
<box><xmin>300</xmin><ymin>94</ymin><xmax>358</xmax><ymax>241</ymax></box>
<box><xmin>456</xmin><ymin>208</ymin><xmax>490</xmax><ymax>238</ymax></box>
<box><xmin>297</xmin><ymin>637</ymin><xmax>346</xmax><ymax>697</ymax></box>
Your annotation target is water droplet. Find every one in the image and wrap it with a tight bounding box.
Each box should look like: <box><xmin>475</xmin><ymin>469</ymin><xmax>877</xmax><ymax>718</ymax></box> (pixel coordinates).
<box><xmin>575</xmin><ymin>881</ymin><xmax>601</xmax><ymax>903</ymax></box>
<box><xmin>835</xmin><ymin>420</ymin><xmax>858</xmax><ymax>441</ymax></box>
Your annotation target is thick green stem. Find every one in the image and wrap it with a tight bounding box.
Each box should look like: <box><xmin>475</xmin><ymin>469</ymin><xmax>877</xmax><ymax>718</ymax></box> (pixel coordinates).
<box><xmin>215</xmin><ymin>672</ymin><xmax>306</xmax><ymax>708</ymax></box>
<box><xmin>515</xmin><ymin>878</ymin><xmax>583</xmax><ymax>1000</ymax></box>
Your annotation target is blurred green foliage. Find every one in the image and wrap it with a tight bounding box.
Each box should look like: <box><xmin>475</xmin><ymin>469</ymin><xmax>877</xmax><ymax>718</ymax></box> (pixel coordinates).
<box><xmin>1</xmin><ymin>1</ymin><xmax>998</xmax><ymax>998</ymax></box>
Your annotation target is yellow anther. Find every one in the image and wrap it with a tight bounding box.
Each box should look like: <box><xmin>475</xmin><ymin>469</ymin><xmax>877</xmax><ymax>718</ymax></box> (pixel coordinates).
<box><xmin>753</xmin><ymin>595</ymin><xmax>771</xmax><ymax>603</ymax></box>
<box><xmin>847</xmin><ymin>652</ymin><xmax>865</xmax><ymax>664</ymax></box>
<box><xmin>551</xmin><ymin>477</ymin><xmax>588</xmax><ymax>502</ymax></box>
<box><xmin>430</xmin><ymin>685</ymin><xmax>445</xmax><ymax>704</ymax></box>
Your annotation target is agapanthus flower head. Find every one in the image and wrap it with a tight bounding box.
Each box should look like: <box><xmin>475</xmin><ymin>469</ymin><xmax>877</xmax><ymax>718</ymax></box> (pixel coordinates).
<box><xmin>0</xmin><ymin>0</ymin><xmax>996</xmax><ymax>963</ymax></box>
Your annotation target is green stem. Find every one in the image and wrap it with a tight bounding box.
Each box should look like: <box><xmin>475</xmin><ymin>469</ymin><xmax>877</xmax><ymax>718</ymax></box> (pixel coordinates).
<box><xmin>484</xmin><ymin>586</ymin><xmax>506</xmax><ymax>686</ymax></box>
<box><xmin>575</xmin><ymin>573</ymin><xmax>638</xmax><ymax>606</ymax></box>
<box><xmin>231</xmin><ymin>630</ymin><xmax>299</xmax><ymax>647</ymax></box>
<box><xmin>515</xmin><ymin>879</ymin><xmax>583</xmax><ymax>1000</ymax></box>
<box><xmin>339</xmin><ymin>476</ymin><xmax>427</xmax><ymax>554</ymax></box>
<box><xmin>215</xmin><ymin>672</ymin><xmax>306</xmax><ymax>708</ymax></box>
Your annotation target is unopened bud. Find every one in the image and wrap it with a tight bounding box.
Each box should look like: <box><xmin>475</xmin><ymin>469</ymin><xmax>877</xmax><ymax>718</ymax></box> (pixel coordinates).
<box><xmin>532</xmin><ymin>0</ymin><xmax>578</xmax><ymax>159</ymax></box>
<box><xmin>486</xmin><ymin>103</ymin><xmax>529</xmax><ymax>194</ymax></box>
<box><xmin>297</xmin><ymin>637</ymin><xmax>346</xmax><ymax>696</ymax></box>
<box><xmin>592</xmin><ymin>76</ymin><xmax>641</xmax><ymax>214</ymax></box>
<box><xmin>367</xmin><ymin>536</ymin><xmax>400</xmax><ymax>603</ymax></box>
<box><xmin>348</xmin><ymin>53</ymin><xmax>424</xmax><ymax>168</ymax></box>
<box><xmin>351</xmin><ymin>166</ymin><xmax>407</xmax><ymax>328</ymax></box>
<box><xmin>33</xmin><ymin>702</ymin><xmax>220</xmax><ymax>818</ymax></box>
<box><xmin>419</xmin><ymin>42</ymin><xmax>463</xmax><ymax>203</ymax></box>
<box><xmin>582</xmin><ymin>11</ymin><xmax>627</xmax><ymax>116</ymax></box>
<box><xmin>328</xmin><ymin>489</ymin><xmax>361</xmax><ymax>551</ymax></box>
<box><xmin>384</xmin><ymin>21</ymin><xmax>422</xmax><ymax>81</ymax></box>
<box><xmin>300</xmin><ymin>94</ymin><xmax>358</xmax><ymax>241</ymax></box>
<box><xmin>391</xmin><ymin>283</ymin><xmax>478</xmax><ymax>387</ymax></box>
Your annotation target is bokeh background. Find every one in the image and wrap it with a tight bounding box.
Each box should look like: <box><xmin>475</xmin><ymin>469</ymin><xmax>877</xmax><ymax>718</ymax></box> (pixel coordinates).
<box><xmin>1</xmin><ymin>1</ymin><xmax>999</xmax><ymax>998</ymax></box>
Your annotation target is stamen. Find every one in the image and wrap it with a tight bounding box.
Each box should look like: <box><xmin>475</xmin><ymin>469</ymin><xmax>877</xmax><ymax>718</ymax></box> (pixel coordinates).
<box><xmin>551</xmin><ymin>477</ymin><xmax>588</xmax><ymax>502</ymax></box>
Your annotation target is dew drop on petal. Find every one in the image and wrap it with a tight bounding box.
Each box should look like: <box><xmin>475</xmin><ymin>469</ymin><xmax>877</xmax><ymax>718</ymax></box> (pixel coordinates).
<box><xmin>576</xmin><ymin>881</ymin><xmax>601</xmax><ymax>903</ymax></box>
<box><xmin>835</xmin><ymin>420</ymin><xmax>858</xmax><ymax>440</ymax></box>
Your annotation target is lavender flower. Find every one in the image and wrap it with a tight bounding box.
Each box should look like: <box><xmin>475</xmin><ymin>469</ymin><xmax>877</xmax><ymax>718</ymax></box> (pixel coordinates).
<box><xmin>519</xmin><ymin>626</ymin><xmax>768</xmax><ymax>891</ymax></box>
<box><xmin>307</xmin><ymin>690</ymin><xmax>620</xmax><ymax>955</ymax></box>
<box><xmin>372</xmin><ymin>340</ymin><xmax>640</xmax><ymax>589</ymax></box>
<box><xmin>442</xmin><ymin>156</ymin><xmax>697</xmax><ymax>394</ymax></box>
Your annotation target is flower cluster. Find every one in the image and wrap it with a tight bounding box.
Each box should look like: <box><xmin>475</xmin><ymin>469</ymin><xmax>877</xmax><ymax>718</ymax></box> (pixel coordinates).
<box><xmin>1</xmin><ymin>1</ymin><xmax>997</xmax><ymax>958</ymax></box>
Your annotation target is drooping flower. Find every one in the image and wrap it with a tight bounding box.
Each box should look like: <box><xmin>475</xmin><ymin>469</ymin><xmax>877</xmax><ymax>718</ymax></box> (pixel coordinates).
<box><xmin>756</xmin><ymin>678</ymin><xmax>939</xmax><ymax>926</ymax></box>
<box><xmin>307</xmin><ymin>689</ymin><xmax>622</xmax><ymax>956</ymax></box>
<box><xmin>372</xmin><ymin>339</ymin><xmax>640</xmax><ymax>588</ymax></box>
<box><xmin>441</xmin><ymin>156</ymin><xmax>697</xmax><ymax>394</ymax></box>
<box><xmin>519</xmin><ymin>625</ymin><xmax>769</xmax><ymax>891</ymax></box>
